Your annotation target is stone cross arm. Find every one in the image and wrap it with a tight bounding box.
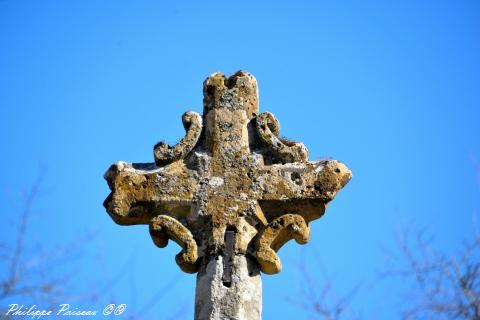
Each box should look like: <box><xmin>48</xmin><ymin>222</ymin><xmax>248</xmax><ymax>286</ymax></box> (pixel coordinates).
<box><xmin>104</xmin><ymin>110</ymin><xmax>203</xmax><ymax>226</ymax></box>
<box><xmin>104</xmin><ymin>160</ymin><xmax>200</xmax><ymax>225</ymax></box>
<box><xmin>104</xmin><ymin>111</ymin><xmax>202</xmax><ymax>273</ymax></box>
<box><xmin>257</xmin><ymin>159</ymin><xmax>351</xmax><ymax>221</ymax></box>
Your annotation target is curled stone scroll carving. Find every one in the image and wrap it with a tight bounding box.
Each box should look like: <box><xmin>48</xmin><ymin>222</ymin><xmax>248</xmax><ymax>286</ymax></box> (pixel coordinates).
<box><xmin>154</xmin><ymin>111</ymin><xmax>202</xmax><ymax>166</ymax></box>
<box><xmin>255</xmin><ymin>213</ymin><xmax>310</xmax><ymax>274</ymax></box>
<box><xmin>255</xmin><ymin>112</ymin><xmax>308</xmax><ymax>164</ymax></box>
<box><xmin>149</xmin><ymin>215</ymin><xmax>199</xmax><ymax>273</ymax></box>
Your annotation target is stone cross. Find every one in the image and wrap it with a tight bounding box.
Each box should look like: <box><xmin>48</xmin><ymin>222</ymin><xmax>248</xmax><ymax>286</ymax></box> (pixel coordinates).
<box><xmin>103</xmin><ymin>71</ymin><xmax>352</xmax><ymax>320</ymax></box>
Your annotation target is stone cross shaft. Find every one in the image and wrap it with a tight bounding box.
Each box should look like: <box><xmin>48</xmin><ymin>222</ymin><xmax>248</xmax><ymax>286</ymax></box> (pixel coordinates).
<box><xmin>103</xmin><ymin>71</ymin><xmax>352</xmax><ymax>320</ymax></box>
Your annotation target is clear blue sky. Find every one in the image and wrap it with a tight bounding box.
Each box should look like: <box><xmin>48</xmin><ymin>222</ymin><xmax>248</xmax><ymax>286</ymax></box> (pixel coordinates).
<box><xmin>1</xmin><ymin>0</ymin><xmax>479</xmax><ymax>319</ymax></box>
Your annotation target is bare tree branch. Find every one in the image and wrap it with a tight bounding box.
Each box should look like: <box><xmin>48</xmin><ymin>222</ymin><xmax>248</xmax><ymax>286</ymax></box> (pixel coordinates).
<box><xmin>384</xmin><ymin>225</ymin><xmax>480</xmax><ymax>320</ymax></box>
<box><xmin>287</xmin><ymin>247</ymin><xmax>360</xmax><ymax>320</ymax></box>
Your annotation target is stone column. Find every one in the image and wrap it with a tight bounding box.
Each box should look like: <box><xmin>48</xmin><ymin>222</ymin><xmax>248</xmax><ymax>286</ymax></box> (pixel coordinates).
<box><xmin>195</xmin><ymin>255</ymin><xmax>262</xmax><ymax>320</ymax></box>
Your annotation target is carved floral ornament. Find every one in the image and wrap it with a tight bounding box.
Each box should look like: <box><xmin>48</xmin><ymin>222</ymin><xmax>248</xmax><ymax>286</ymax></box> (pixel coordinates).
<box><xmin>104</xmin><ymin>71</ymin><xmax>351</xmax><ymax>275</ymax></box>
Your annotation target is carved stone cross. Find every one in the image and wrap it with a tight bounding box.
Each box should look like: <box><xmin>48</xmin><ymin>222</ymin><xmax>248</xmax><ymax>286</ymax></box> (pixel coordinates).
<box><xmin>104</xmin><ymin>71</ymin><xmax>351</xmax><ymax>320</ymax></box>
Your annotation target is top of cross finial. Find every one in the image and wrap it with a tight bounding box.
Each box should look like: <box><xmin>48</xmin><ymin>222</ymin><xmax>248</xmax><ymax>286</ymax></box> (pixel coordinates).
<box><xmin>104</xmin><ymin>70</ymin><xmax>352</xmax><ymax>276</ymax></box>
<box><xmin>203</xmin><ymin>71</ymin><xmax>259</xmax><ymax>119</ymax></box>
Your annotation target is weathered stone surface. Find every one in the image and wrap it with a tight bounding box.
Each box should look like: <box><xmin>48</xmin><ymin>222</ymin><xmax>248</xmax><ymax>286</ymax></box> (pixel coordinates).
<box><xmin>103</xmin><ymin>70</ymin><xmax>352</xmax><ymax>319</ymax></box>
<box><xmin>255</xmin><ymin>214</ymin><xmax>309</xmax><ymax>274</ymax></box>
<box><xmin>150</xmin><ymin>215</ymin><xmax>198</xmax><ymax>273</ymax></box>
<box><xmin>195</xmin><ymin>255</ymin><xmax>261</xmax><ymax>320</ymax></box>
<box><xmin>256</xmin><ymin>112</ymin><xmax>308</xmax><ymax>163</ymax></box>
<box><xmin>154</xmin><ymin>111</ymin><xmax>203</xmax><ymax>166</ymax></box>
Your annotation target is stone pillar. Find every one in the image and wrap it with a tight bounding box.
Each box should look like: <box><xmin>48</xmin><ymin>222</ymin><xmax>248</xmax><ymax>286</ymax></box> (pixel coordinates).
<box><xmin>195</xmin><ymin>255</ymin><xmax>262</xmax><ymax>320</ymax></box>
